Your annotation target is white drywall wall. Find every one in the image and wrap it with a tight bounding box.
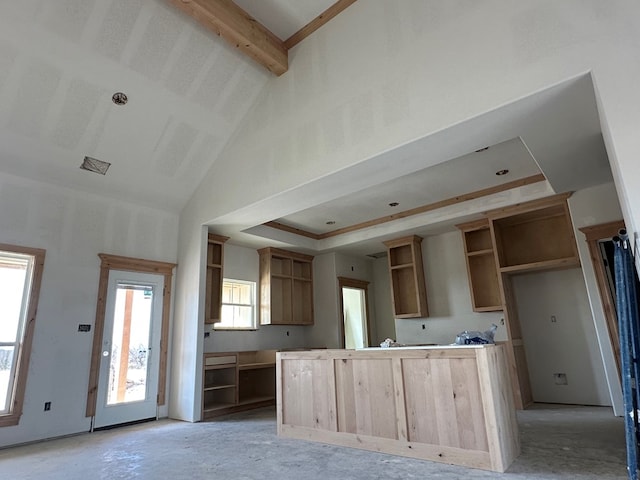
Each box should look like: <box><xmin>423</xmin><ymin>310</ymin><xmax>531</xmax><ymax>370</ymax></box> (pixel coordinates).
<box><xmin>0</xmin><ymin>172</ymin><xmax>178</xmax><ymax>447</ymax></box>
<box><xmin>568</xmin><ymin>182</ymin><xmax>624</xmax><ymax>414</ymax></box>
<box><xmin>173</xmin><ymin>0</ymin><xmax>640</xmax><ymax>419</ymax></box>
<box><xmin>392</xmin><ymin>231</ymin><xmax>505</xmax><ymax>346</ymax></box>
<box><xmin>512</xmin><ymin>269</ymin><xmax>611</xmax><ymax>406</ymax></box>
<box><xmin>309</xmin><ymin>253</ymin><xmax>339</xmax><ymax>348</ymax></box>
<box><xmin>372</xmin><ymin>258</ymin><xmax>395</xmax><ymax>345</ymax></box>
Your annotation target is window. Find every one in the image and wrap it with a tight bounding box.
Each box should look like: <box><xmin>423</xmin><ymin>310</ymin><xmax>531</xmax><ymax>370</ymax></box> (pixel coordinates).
<box><xmin>0</xmin><ymin>244</ymin><xmax>45</xmax><ymax>427</ymax></box>
<box><xmin>214</xmin><ymin>279</ymin><xmax>256</xmax><ymax>330</ymax></box>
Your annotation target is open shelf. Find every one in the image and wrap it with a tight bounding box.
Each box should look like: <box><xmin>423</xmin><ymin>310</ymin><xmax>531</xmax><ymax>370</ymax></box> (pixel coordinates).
<box><xmin>203</xmin><ymin>351</ymin><xmax>277</xmax><ymax>419</ymax></box>
<box><xmin>204</xmin><ymin>234</ymin><xmax>229</xmax><ymax>325</ymax></box>
<box><xmin>383</xmin><ymin>235</ymin><xmax>429</xmax><ymax>318</ymax></box>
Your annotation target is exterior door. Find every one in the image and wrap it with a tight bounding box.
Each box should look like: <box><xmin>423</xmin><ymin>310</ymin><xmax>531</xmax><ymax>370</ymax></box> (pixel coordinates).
<box><xmin>93</xmin><ymin>270</ymin><xmax>163</xmax><ymax>429</ymax></box>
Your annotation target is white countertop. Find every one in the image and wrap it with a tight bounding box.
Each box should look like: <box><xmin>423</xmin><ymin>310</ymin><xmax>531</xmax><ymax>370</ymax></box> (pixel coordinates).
<box><xmin>356</xmin><ymin>344</ymin><xmax>491</xmax><ymax>350</ymax></box>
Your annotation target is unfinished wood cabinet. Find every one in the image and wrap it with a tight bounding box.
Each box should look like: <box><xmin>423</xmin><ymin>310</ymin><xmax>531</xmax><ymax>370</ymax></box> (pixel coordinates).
<box><xmin>277</xmin><ymin>346</ymin><xmax>519</xmax><ymax>473</ymax></box>
<box><xmin>204</xmin><ymin>234</ymin><xmax>229</xmax><ymax>324</ymax></box>
<box><xmin>258</xmin><ymin>247</ymin><xmax>314</xmax><ymax>325</ymax></box>
<box><xmin>455</xmin><ymin>194</ymin><xmax>580</xmax><ymax>410</ymax></box>
<box><xmin>488</xmin><ymin>194</ymin><xmax>580</xmax><ymax>273</ymax></box>
<box><xmin>457</xmin><ymin>218</ymin><xmax>502</xmax><ymax>312</ymax></box>
<box><xmin>486</xmin><ymin>193</ymin><xmax>578</xmax><ymax>409</ymax></box>
<box><xmin>203</xmin><ymin>350</ymin><xmax>276</xmax><ymax>419</ymax></box>
<box><xmin>383</xmin><ymin>235</ymin><xmax>428</xmax><ymax>318</ymax></box>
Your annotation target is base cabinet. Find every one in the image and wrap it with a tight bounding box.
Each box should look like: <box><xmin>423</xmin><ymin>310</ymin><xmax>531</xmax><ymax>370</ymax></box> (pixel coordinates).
<box><xmin>277</xmin><ymin>346</ymin><xmax>519</xmax><ymax>473</ymax></box>
<box><xmin>202</xmin><ymin>350</ymin><xmax>276</xmax><ymax>419</ymax></box>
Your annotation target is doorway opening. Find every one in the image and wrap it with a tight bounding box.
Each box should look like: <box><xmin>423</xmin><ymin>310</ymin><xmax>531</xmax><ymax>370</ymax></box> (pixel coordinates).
<box><xmin>338</xmin><ymin>277</ymin><xmax>371</xmax><ymax>349</ymax></box>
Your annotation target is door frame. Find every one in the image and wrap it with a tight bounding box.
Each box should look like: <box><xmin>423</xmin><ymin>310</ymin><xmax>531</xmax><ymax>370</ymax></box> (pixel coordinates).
<box><xmin>338</xmin><ymin>277</ymin><xmax>371</xmax><ymax>349</ymax></box>
<box><xmin>578</xmin><ymin>220</ymin><xmax>625</xmax><ymax>380</ymax></box>
<box><xmin>86</xmin><ymin>254</ymin><xmax>176</xmax><ymax>418</ymax></box>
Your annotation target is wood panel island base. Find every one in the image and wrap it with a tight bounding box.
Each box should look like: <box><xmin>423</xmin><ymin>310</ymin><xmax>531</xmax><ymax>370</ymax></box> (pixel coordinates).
<box><xmin>276</xmin><ymin>345</ymin><xmax>519</xmax><ymax>473</ymax></box>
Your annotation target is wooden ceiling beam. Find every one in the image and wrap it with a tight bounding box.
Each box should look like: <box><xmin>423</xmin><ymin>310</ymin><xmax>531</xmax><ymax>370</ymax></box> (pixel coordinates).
<box><xmin>284</xmin><ymin>0</ymin><xmax>357</xmax><ymax>50</ymax></box>
<box><xmin>168</xmin><ymin>0</ymin><xmax>288</xmax><ymax>76</ymax></box>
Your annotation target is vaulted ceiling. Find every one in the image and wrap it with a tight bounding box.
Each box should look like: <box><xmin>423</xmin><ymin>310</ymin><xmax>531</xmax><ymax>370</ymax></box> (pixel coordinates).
<box><xmin>0</xmin><ymin>0</ymin><xmax>350</xmax><ymax>213</ymax></box>
<box><xmin>0</xmin><ymin>1</ymin><xmax>613</xmax><ymax>256</ymax></box>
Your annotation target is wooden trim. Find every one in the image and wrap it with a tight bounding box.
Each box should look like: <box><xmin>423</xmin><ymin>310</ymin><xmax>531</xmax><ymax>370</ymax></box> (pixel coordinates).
<box><xmin>256</xmin><ymin>246</ymin><xmax>314</xmax><ymax>262</ymax></box>
<box><xmin>484</xmin><ymin>191</ymin><xmax>572</xmax><ymax>220</ymax></box>
<box><xmin>284</xmin><ymin>0</ymin><xmax>358</xmax><ymax>50</ymax></box>
<box><xmin>322</xmin><ymin>174</ymin><xmax>546</xmax><ymax>239</ymax></box>
<box><xmin>455</xmin><ymin>218</ymin><xmax>490</xmax><ymax>232</ymax></box>
<box><xmin>207</xmin><ymin>233</ymin><xmax>230</xmax><ymax>244</ymax></box>
<box><xmin>157</xmin><ymin>273</ymin><xmax>173</xmax><ymax>405</ymax></box>
<box><xmin>97</xmin><ymin>253</ymin><xmax>176</xmax><ymax>275</ymax></box>
<box><xmin>280</xmin><ymin>424</ymin><xmax>492</xmax><ymax>471</ymax></box>
<box><xmin>86</xmin><ymin>254</ymin><xmax>176</xmax><ymax>417</ymax></box>
<box><xmin>337</xmin><ymin>276</ymin><xmax>369</xmax><ymax>289</ymax></box>
<box><xmin>263</xmin><ymin>221</ymin><xmax>321</xmax><ymax>240</ymax></box>
<box><xmin>0</xmin><ymin>244</ymin><xmax>46</xmax><ymax>427</ymax></box>
<box><xmin>578</xmin><ymin>220</ymin><xmax>625</xmax><ymax>379</ymax></box>
<box><xmin>579</xmin><ymin>220</ymin><xmax>625</xmax><ymax>242</ymax></box>
<box><xmin>338</xmin><ymin>277</ymin><xmax>372</xmax><ymax>348</ymax></box>
<box><xmin>168</xmin><ymin>0</ymin><xmax>288</xmax><ymax>76</ymax></box>
<box><xmin>262</xmin><ymin>174</ymin><xmax>546</xmax><ymax>241</ymax></box>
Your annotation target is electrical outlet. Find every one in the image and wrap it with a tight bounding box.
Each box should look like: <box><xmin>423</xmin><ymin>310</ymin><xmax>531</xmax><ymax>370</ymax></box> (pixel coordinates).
<box><xmin>554</xmin><ymin>373</ymin><xmax>568</xmax><ymax>385</ymax></box>
<box><xmin>422</xmin><ymin>324</ymin><xmax>426</xmax><ymax>330</ymax></box>
<box><xmin>44</xmin><ymin>402</ymin><xmax>51</xmax><ymax>411</ymax></box>
<box><xmin>550</xmin><ymin>315</ymin><xmax>557</xmax><ymax>323</ymax></box>
<box><xmin>286</xmin><ymin>331</ymin><xmax>290</xmax><ymax>336</ymax></box>
<box><xmin>500</xmin><ymin>318</ymin><xmax>504</xmax><ymax>325</ymax></box>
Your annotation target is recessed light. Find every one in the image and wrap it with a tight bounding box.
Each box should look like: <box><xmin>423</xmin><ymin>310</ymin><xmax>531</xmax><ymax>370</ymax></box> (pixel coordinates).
<box><xmin>495</xmin><ymin>169</ymin><xmax>509</xmax><ymax>176</ymax></box>
<box><xmin>112</xmin><ymin>92</ymin><xmax>128</xmax><ymax>106</ymax></box>
<box><xmin>326</xmin><ymin>221</ymin><xmax>336</xmax><ymax>225</ymax></box>
<box><xmin>388</xmin><ymin>202</ymin><xmax>399</xmax><ymax>207</ymax></box>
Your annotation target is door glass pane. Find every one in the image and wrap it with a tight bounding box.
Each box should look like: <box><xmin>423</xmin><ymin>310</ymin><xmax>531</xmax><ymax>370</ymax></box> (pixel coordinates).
<box><xmin>106</xmin><ymin>284</ymin><xmax>153</xmax><ymax>405</ymax></box>
<box><xmin>0</xmin><ymin>346</ymin><xmax>15</xmax><ymax>412</ymax></box>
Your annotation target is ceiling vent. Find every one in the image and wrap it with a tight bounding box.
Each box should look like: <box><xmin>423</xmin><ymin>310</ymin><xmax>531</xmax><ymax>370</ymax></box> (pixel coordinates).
<box><xmin>80</xmin><ymin>156</ymin><xmax>111</xmax><ymax>175</ymax></box>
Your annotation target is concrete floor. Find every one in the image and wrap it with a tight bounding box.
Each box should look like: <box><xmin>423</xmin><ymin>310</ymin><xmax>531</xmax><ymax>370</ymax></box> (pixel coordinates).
<box><xmin>0</xmin><ymin>404</ymin><xmax>628</xmax><ymax>479</ymax></box>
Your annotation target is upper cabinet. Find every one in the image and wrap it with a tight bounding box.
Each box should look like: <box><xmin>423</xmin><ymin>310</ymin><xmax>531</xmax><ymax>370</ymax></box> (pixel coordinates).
<box><xmin>487</xmin><ymin>194</ymin><xmax>580</xmax><ymax>274</ymax></box>
<box><xmin>457</xmin><ymin>218</ymin><xmax>502</xmax><ymax>312</ymax></box>
<box><xmin>258</xmin><ymin>247</ymin><xmax>314</xmax><ymax>325</ymax></box>
<box><xmin>205</xmin><ymin>233</ymin><xmax>229</xmax><ymax>325</ymax></box>
<box><xmin>383</xmin><ymin>235</ymin><xmax>429</xmax><ymax>318</ymax></box>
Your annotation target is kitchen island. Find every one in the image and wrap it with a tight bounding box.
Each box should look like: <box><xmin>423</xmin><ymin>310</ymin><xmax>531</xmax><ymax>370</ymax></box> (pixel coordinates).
<box><xmin>276</xmin><ymin>344</ymin><xmax>519</xmax><ymax>472</ymax></box>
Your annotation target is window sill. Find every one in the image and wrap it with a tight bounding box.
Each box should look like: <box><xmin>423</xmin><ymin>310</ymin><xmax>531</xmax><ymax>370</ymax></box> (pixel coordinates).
<box><xmin>0</xmin><ymin>413</ymin><xmax>20</xmax><ymax>427</ymax></box>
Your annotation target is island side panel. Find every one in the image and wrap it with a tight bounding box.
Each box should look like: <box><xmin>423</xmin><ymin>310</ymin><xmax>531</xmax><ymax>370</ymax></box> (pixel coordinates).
<box><xmin>277</xmin><ymin>347</ymin><xmax>517</xmax><ymax>473</ymax></box>
<box><xmin>476</xmin><ymin>345</ymin><xmax>520</xmax><ymax>472</ymax></box>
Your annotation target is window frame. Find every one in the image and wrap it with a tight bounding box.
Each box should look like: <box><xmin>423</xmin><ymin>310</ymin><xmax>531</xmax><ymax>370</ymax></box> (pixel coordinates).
<box><xmin>0</xmin><ymin>243</ymin><xmax>45</xmax><ymax>427</ymax></box>
<box><xmin>214</xmin><ymin>278</ymin><xmax>257</xmax><ymax>331</ymax></box>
